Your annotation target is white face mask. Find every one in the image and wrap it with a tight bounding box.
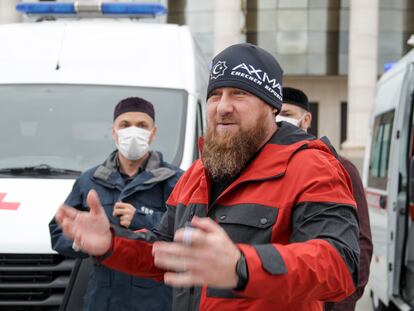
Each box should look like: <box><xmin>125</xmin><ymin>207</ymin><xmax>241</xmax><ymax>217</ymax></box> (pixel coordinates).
<box><xmin>115</xmin><ymin>126</ymin><xmax>152</xmax><ymax>161</ymax></box>
<box><xmin>276</xmin><ymin>114</ymin><xmax>305</xmax><ymax>127</ymax></box>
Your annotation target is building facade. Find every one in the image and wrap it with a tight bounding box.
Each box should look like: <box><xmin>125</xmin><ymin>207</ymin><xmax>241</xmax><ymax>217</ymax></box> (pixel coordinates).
<box><xmin>173</xmin><ymin>0</ymin><xmax>414</xmax><ymax>170</ymax></box>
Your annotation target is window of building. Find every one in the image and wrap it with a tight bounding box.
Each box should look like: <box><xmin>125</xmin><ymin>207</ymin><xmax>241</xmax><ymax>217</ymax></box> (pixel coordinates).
<box><xmin>368</xmin><ymin>110</ymin><xmax>394</xmax><ymax>190</ymax></box>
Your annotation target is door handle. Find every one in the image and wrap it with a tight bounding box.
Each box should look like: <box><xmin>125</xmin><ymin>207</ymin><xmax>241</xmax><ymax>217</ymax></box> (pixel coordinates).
<box><xmin>379</xmin><ymin>195</ymin><xmax>387</xmax><ymax>209</ymax></box>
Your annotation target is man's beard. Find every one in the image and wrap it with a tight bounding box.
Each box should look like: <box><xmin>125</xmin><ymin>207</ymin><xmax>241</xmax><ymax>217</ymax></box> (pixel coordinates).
<box><xmin>202</xmin><ymin>114</ymin><xmax>269</xmax><ymax>182</ymax></box>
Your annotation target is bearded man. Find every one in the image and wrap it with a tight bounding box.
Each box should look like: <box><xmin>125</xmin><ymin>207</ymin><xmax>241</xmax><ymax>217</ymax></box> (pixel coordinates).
<box><xmin>55</xmin><ymin>43</ymin><xmax>360</xmax><ymax>311</ymax></box>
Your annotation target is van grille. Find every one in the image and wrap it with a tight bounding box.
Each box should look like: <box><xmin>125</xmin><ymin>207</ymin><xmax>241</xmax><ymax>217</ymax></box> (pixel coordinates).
<box><xmin>0</xmin><ymin>254</ymin><xmax>76</xmax><ymax>311</ymax></box>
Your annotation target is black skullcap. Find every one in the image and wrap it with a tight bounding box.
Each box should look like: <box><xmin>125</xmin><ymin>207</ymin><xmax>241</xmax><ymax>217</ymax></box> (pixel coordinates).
<box><xmin>113</xmin><ymin>97</ymin><xmax>155</xmax><ymax>121</ymax></box>
<box><xmin>207</xmin><ymin>43</ymin><xmax>284</xmax><ymax>111</ymax></box>
<box><xmin>282</xmin><ymin>87</ymin><xmax>310</xmax><ymax>112</ymax></box>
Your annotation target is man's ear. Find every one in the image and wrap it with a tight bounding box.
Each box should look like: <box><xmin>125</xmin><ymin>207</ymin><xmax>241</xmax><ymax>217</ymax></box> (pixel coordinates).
<box><xmin>303</xmin><ymin>112</ymin><xmax>312</xmax><ymax>131</ymax></box>
<box><xmin>149</xmin><ymin>127</ymin><xmax>157</xmax><ymax>144</ymax></box>
<box><xmin>112</xmin><ymin>125</ymin><xmax>117</xmax><ymax>141</ymax></box>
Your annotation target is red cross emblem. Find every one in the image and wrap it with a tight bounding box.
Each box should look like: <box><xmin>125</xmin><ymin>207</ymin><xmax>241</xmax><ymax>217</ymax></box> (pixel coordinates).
<box><xmin>0</xmin><ymin>193</ymin><xmax>20</xmax><ymax>210</ymax></box>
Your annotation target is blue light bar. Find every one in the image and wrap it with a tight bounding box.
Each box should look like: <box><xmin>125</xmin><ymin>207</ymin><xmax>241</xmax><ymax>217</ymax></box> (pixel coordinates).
<box><xmin>16</xmin><ymin>2</ymin><xmax>167</xmax><ymax>16</ymax></box>
<box><xmin>16</xmin><ymin>3</ymin><xmax>76</xmax><ymax>15</ymax></box>
<box><xmin>101</xmin><ymin>3</ymin><xmax>167</xmax><ymax>15</ymax></box>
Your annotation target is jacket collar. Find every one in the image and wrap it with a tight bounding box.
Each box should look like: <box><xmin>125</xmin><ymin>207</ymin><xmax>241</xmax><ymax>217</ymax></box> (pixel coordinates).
<box><xmin>143</xmin><ymin>151</ymin><xmax>177</xmax><ymax>185</ymax></box>
<box><xmin>92</xmin><ymin>150</ymin><xmax>176</xmax><ymax>187</ymax></box>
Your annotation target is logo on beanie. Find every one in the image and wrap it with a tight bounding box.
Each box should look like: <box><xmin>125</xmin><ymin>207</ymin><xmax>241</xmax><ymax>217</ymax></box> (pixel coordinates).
<box><xmin>210</xmin><ymin>61</ymin><xmax>227</xmax><ymax>80</ymax></box>
<box><xmin>231</xmin><ymin>63</ymin><xmax>282</xmax><ymax>102</ymax></box>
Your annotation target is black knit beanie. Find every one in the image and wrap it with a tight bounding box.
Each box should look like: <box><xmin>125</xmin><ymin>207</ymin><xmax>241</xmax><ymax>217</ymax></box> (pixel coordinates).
<box><xmin>207</xmin><ymin>43</ymin><xmax>284</xmax><ymax>111</ymax></box>
<box><xmin>113</xmin><ymin>97</ymin><xmax>155</xmax><ymax>121</ymax></box>
<box><xmin>282</xmin><ymin>87</ymin><xmax>310</xmax><ymax>112</ymax></box>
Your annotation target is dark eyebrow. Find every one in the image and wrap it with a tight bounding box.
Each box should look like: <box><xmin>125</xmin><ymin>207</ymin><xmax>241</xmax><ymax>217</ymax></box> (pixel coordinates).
<box><xmin>137</xmin><ymin>121</ymin><xmax>151</xmax><ymax>127</ymax></box>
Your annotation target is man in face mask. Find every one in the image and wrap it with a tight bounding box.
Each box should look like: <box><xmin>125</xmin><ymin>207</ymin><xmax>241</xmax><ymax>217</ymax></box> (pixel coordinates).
<box><xmin>279</xmin><ymin>86</ymin><xmax>373</xmax><ymax>311</ymax></box>
<box><xmin>49</xmin><ymin>97</ymin><xmax>182</xmax><ymax>311</ymax></box>
<box><xmin>276</xmin><ymin>87</ymin><xmax>312</xmax><ymax>128</ymax></box>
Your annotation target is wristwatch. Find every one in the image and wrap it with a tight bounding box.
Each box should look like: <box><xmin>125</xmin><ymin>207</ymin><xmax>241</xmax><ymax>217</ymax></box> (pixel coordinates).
<box><xmin>235</xmin><ymin>251</ymin><xmax>249</xmax><ymax>290</ymax></box>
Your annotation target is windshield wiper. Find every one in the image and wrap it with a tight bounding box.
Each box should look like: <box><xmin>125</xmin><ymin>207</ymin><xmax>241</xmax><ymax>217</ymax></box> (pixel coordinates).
<box><xmin>0</xmin><ymin>164</ymin><xmax>81</xmax><ymax>176</ymax></box>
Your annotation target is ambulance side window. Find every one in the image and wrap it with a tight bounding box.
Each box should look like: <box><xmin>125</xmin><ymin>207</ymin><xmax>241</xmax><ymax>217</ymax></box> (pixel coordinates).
<box><xmin>368</xmin><ymin>110</ymin><xmax>394</xmax><ymax>190</ymax></box>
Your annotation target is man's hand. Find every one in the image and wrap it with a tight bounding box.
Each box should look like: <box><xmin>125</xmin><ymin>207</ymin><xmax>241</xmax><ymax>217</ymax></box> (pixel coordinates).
<box><xmin>113</xmin><ymin>202</ymin><xmax>136</xmax><ymax>228</ymax></box>
<box><xmin>55</xmin><ymin>189</ymin><xmax>112</xmax><ymax>256</ymax></box>
<box><xmin>152</xmin><ymin>216</ymin><xmax>241</xmax><ymax>288</ymax></box>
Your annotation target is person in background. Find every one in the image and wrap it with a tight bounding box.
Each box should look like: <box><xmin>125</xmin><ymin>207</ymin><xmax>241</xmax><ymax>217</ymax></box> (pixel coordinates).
<box><xmin>277</xmin><ymin>87</ymin><xmax>373</xmax><ymax>311</ymax></box>
<box><xmin>49</xmin><ymin>97</ymin><xmax>182</xmax><ymax>311</ymax></box>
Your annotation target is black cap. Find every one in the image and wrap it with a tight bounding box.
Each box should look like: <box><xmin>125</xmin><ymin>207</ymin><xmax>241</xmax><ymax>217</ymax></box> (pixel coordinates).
<box><xmin>113</xmin><ymin>97</ymin><xmax>155</xmax><ymax>121</ymax></box>
<box><xmin>282</xmin><ymin>87</ymin><xmax>310</xmax><ymax>111</ymax></box>
<box><xmin>207</xmin><ymin>43</ymin><xmax>284</xmax><ymax>111</ymax></box>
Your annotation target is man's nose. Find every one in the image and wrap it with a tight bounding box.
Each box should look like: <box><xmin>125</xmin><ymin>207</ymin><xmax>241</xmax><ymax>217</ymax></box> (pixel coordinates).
<box><xmin>216</xmin><ymin>94</ymin><xmax>234</xmax><ymax>116</ymax></box>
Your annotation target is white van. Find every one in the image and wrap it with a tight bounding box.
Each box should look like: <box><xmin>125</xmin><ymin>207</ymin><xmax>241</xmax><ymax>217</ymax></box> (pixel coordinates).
<box><xmin>363</xmin><ymin>36</ymin><xmax>414</xmax><ymax>311</ymax></box>
<box><xmin>0</xmin><ymin>2</ymin><xmax>208</xmax><ymax>310</ymax></box>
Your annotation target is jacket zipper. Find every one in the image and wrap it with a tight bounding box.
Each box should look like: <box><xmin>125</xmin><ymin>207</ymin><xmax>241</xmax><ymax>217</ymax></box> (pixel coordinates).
<box><xmin>188</xmin><ymin>286</ymin><xmax>195</xmax><ymax>311</ymax></box>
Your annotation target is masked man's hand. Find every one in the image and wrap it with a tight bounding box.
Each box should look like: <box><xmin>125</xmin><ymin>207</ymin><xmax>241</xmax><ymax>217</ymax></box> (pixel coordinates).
<box><xmin>113</xmin><ymin>202</ymin><xmax>136</xmax><ymax>228</ymax></box>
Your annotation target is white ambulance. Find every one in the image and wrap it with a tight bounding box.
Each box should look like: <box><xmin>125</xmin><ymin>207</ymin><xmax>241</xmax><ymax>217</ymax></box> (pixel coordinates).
<box><xmin>0</xmin><ymin>2</ymin><xmax>208</xmax><ymax>310</ymax></box>
<box><xmin>363</xmin><ymin>35</ymin><xmax>414</xmax><ymax>311</ymax></box>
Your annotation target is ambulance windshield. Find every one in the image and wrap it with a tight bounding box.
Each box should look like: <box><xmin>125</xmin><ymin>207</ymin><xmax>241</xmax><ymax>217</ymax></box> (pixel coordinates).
<box><xmin>0</xmin><ymin>84</ymin><xmax>187</xmax><ymax>175</ymax></box>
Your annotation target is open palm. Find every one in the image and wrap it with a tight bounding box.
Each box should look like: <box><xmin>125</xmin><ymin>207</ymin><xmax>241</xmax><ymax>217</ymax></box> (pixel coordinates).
<box><xmin>56</xmin><ymin>189</ymin><xmax>112</xmax><ymax>256</ymax></box>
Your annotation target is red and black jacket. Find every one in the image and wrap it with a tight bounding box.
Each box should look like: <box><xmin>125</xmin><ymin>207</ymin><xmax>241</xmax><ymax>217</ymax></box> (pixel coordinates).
<box><xmin>102</xmin><ymin>122</ymin><xmax>360</xmax><ymax>311</ymax></box>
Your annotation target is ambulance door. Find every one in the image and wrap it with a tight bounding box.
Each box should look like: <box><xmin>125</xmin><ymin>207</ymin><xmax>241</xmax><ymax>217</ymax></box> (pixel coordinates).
<box><xmin>402</xmin><ymin>81</ymin><xmax>414</xmax><ymax>307</ymax></box>
<box><xmin>366</xmin><ymin>109</ymin><xmax>394</xmax><ymax>306</ymax></box>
